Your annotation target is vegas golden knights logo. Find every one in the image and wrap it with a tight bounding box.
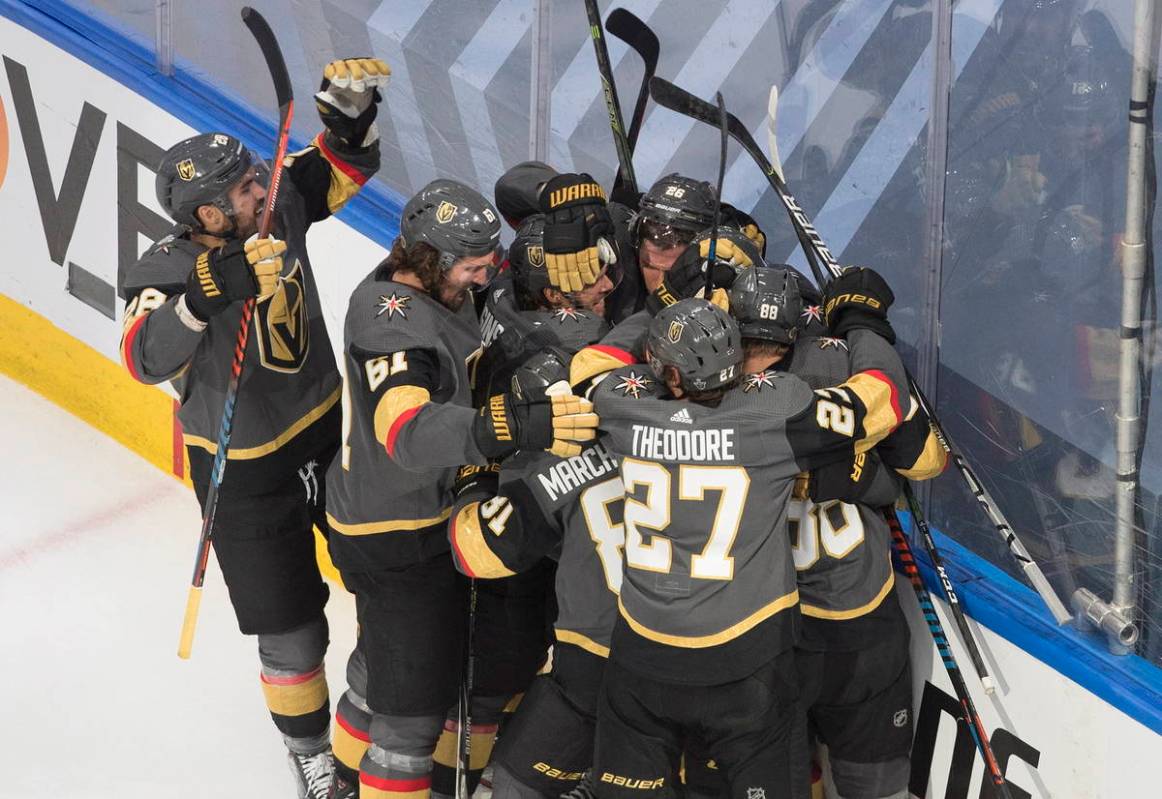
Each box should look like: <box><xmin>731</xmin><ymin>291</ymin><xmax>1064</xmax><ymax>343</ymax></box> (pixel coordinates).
<box><xmin>436</xmin><ymin>201</ymin><xmax>457</xmax><ymax>224</ymax></box>
<box><xmin>176</xmin><ymin>159</ymin><xmax>196</xmax><ymax>181</ymax></box>
<box><xmin>255</xmin><ymin>258</ymin><xmax>310</xmax><ymax>374</ymax></box>
<box><xmin>667</xmin><ymin>320</ymin><xmax>685</xmax><ymax>344</ymax></box>
<box><xmin>528</xmin><ymin>245</ymin><xmax>545</xmax><ymax>268</ymax></box>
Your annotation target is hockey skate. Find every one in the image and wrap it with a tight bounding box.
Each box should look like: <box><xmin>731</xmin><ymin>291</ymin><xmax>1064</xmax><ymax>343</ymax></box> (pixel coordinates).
<box><xmin>287</xmin><ymin>748</ymin><xmax>335</xmax><ymax>799</ymax></box>
<box><xmin>328</xmin><ymin>771</ymin><xmax>357</xmax><ymax>799</ymax></box>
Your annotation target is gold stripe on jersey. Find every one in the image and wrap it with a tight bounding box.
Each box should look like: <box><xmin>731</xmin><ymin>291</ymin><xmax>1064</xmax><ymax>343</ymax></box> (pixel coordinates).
<box><xmin>314</xmin><ymin>132</ymin><xmax>368</xmax><ymax>214</ymax></box>
<box><xmin>895</xmin><ymin>424</ymin><xmax>949</xmax><ymax>480</ymax></box>
<box><xmin>326</xmin><ymin>508</ymin><xmax>452</xmax><ymax>537</ymax></box>
<box><xmin>451</xmin><ymin>504</ymin><xmax>516</xmax><ymax>579</ymax></box>
<box><xmin>374</xmin><ymin>385</ymin><xmax>431</xmax><ymax>445</ymax></box>
<box><xmin>259</xmin><ymin>669</ymin><xmax>328</xmax><ymax>717</ymax></box>
<box><xmin>570</xmin><ymin>346</ymin><xmax>635</xmax><ymax>390</ymax></box>
<box><xmin>183</xmin><ymin>385</ymin><xmax>341</xmax><ymax>459</ymax></box>
<box><xmin>841</xmin><ymin>372</ymin><xmax>900</xmax><ymax>452</ymax></box>
<box><xmin>555</xmin><ymin>628</ymin><xmax>610</xmax><ymax>659</ymax></box>
<box><xmin>617</xmin><ymin>589</ymin><xmax>799</xmax><ymax>648</ymax></box>
<box><xmin>801</xmin><ymin>568</ymin><xmax>895</xmax><ymax>620</ymax></box>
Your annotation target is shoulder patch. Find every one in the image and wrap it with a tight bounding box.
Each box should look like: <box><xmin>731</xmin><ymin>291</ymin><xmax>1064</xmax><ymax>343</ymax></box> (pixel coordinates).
<box><xmin>613</xmin><ymin>370</ymin><xmax>653</xmax><ymax>399</ymax></box>
<box><xmin>553</xmin><ymin>307</ymin><xmax>588</xmax><ymax>324</ymax></box>
<box><xmin>801</xmin><ymin>304</ymin><xmax>823</xmax><ymax>325</ymax></box>
<box><xmin>817</xmin><ymin>336</ymin><xmax>849</xmax><ymax>351</ymax></box>
<box><xmin>376</xmin><ymin>292</ymin><xmax>412</xmax><ymax>320</ymax></box>
<box><xmin>743</xmin><ymin>370</ymin><xmax>779</xmax><ymax>393</ymax></box>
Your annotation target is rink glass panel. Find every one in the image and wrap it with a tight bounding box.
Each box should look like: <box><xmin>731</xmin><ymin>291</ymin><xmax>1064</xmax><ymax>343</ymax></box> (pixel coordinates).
<box><xmin>66</xmin><ymin>0</ymin><xmax>1161</xmax><ymax>657</ymax></box>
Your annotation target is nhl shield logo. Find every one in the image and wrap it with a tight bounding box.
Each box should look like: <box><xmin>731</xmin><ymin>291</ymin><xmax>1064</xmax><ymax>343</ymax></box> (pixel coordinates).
<box><xmin>436</xmin><ymin>201</ymin><xmax>458</xmax><ymax>224</ymax></box>
<box><xmin>667</xmin><ymin>320</ymin><xmax>685</xmax><ymax>344</ymax></box>
<box><xmin>528</xmin><ymin>245</ymin><xmax>545</xmax><ymax>268</ymax></box>
<box><xmin>176</xmin><ymin>158</ymin><xmax>196</xmax><ymax>181</ymax></box>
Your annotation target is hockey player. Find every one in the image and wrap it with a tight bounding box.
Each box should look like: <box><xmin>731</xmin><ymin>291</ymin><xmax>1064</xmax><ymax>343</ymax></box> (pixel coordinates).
<box><xmin>504</xmin><ymin>168</ymin><xmax>764</xmax><ymax>323</ymax></box>
<box><xmin>476</xmin><ymin>213</ymin><xmax>617</xmax><ymax>400</ymax></box>
<box><xmin>448</xmin><ymin>347</ymin><xmax>621</xmax><ymax>799</ymax></box>
<box><xmin>324</xmin><ymin>179</ymin><xmax>598</xmax><ymax>798</ymax></box>
<box><xmin>589</xmin><ymin>270</ymin><xmax>908</xmax><ymax>799</ymax></box>
<box><xmin>726</xmin><ymin>265</ymin><xmax>947</xmax><ymax>799</ymax></box>
<box><xmin>118</xmin><ymin>58</ymin><xmax>389</xmax><ymax>798</ymax></box>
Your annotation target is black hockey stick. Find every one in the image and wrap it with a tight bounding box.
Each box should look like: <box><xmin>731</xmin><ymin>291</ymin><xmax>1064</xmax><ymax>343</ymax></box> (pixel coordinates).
<box><xmin>179</xmin><ymin>6</ymin><xmax>294</xmax><ymax>659</ymax></box>
<box><xmin>605</xmin><ymin>7</ymin><xmax>659</xmax><ymax>196</ymax></box>
<box><xmin>903</xmin><ymin>482</ymin><xmax>996</xmax><ymax>693</ymax></box>
<box><xmin>762</xmin><ymin>82</ymin><xmax>996</xmax><ymax>693</ymax></box>
<box><xmin>888</xmin><ymin>514</ymin><xmax>1013</xmax><ymax>798</ymax></box>
<box><xmin>705</xmin><ymin>92</ymin><xmax>728</xmax><ymax>295</ymax></box>
<box><xmin>583</xmin><ymin>0</ymin><xmax>637</xmax><ymax>194</ymax></box>
<box><xmin>455</xmin><ymin>580</ymin><xmax>478</xmax><ymax>799</ymax></box>
<box><xmin>647</xmin><ymin>75</ymin><xmax>1072</xmax><ymax>625</ymax></box>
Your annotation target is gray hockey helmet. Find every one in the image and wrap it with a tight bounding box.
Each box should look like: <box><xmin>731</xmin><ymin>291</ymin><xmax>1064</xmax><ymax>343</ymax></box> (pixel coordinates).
<box><xmin>155</xmin><ymin>132</ymin><xmax>267</xmax><ymax>228</ymax></box>
<box><xmin>646</xmin><ymin>299</ymin><xmax>742</xmax><ymax>393</ymax></box>
<box><xmin>508</xmin><ymin>214</ymin><xmax>550</xmax><ymax>297</ymax></box>
<box><xmin>635</xmin><ymin>173</ymin><xmax>718</xmax><ymax>247</ymax></box>
<box><xmin>728</xmin><ymin>264</ymin><xmax>803</xmax><ymax>345</ymax></box>
<box><xmin>511</xmin><ymin>347</ymin><xmax>571</xmax><ymax>403</ymax></box>
<box><xmin>399</xmin><ymin>179</ymin><xmax>503</xmax><ymax>270</ymax></box>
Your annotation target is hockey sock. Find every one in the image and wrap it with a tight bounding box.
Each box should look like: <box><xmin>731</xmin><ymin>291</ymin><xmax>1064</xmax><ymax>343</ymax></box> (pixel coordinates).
<box><xmin>431</xmin><ymin>694</ymin><xmax>508</xmax><ymax>799</ymax></box>
<box><xmin>359</xmin><ymin>713</ymin><xmax>444</xmax><ymax>799</ymax></box>
<box><xmin>335</xmin><ymin>688</ymin><xmax>373</xmax><ymax>783</ymax></box>
<box><xmin>261</xmin><ymin>664</ymin><xmax>331</xmax><ymax>742</ymax></box>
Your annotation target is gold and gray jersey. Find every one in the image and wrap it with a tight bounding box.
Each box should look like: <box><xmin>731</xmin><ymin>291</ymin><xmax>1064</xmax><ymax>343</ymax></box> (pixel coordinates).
<box><xmin>592</xmin><ymin>330</ymin><xmax>908</xmax><ymax>682</ymax></box>
<box><xmin>326</xmin><ymin>273</ymin><xmax>486</xmax><ymax>572</ymax></box>
<box><xmin>785</xmin><ymin>334</ymin><xmax>946</xmax><ymax>633</ymax></box>
<box><xmin>118</xmin><ymin>135</ymin><xmax>379</xmax><ymax>491</ymax></box>
<box><xmin>785</xmin><ymin>335</ymin><xmax>895</xmax><ymax>623</ymax></box>
<box><xmin>449</xmin><ymin>441</ymin><xmax>623</xmax><ymax>656</ymax></box>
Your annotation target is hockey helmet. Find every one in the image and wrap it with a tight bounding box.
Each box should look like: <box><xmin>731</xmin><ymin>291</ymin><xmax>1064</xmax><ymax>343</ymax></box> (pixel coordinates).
<box><xmin>400</xmin><ymin>179</ymin><xmax>503</xmax><ymax>270</ymax></box>
<box><xmin>728</xmin><ymin>264</ymin><xmax>803</xmax><ymax>345</ymax></box>
<box><xmin>508</xmin><ymin>214</ymin><xmax>551</xmax><ymax>297</ymax></box>
<box><xmin>511</xmin><ymin>347</ymin><xmax>572</xmax><ymax>402</ymax></box>
<box><xmin>634</xmin><ymin>173</ymin><xmax>717</xmax><ymax>248</ymax></box>
<box><xmin>494</xmin><ymin>161</ymin><xmax>557</xmax><ymax>228</ymax></box>
<box><xmin>155</xmin><ymin>132</ymin><xmax>267</xmax><ymax>228</ymax></box>
<box><xmin>646</xmin><ymin>299</ymin><xmax>742</xmax><ymax>393</ymax></box>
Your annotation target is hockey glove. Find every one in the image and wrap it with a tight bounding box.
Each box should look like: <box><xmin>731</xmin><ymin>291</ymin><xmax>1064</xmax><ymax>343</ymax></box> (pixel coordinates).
<box><xmin>645</xmin><ymin>234</ymin><xmax>751</xmax><ymax>315</ymax></box>
<box><xmin>807</xmin><ymin>450</ymin><xmax>898</xmax><ymax>506</ymax></box>
<box><xmin>316</xmin><ymin>57</ymin><xmax>391</xmax><ymax>148</ymax></box>
<box><xmin>245</xmin><ymin>237</ymin><xmax>285</xmax><ymax>301</ymax></box>
<box><xmin>822</xmin><ymin>266</ymin><xmax>896</xmax><ymax>344</ymax></box>
<box><xmin>452</xmin><ymin>462</ymin><xmax>501</xmax><ymax>502</ymax></box>
<box><xmin>185</xmin><ymin>239</ymin><xmax>272</xmax><ymax>322</ymax></box>
<box><xmin>539</xmin><ymin>173</ymin><xmax>617</xmax><ymax>294</ymax></box>
<box><xmin>473</xmin><ymin>392</ymin><xmax>599</xmax><ymax>460</ymax></box>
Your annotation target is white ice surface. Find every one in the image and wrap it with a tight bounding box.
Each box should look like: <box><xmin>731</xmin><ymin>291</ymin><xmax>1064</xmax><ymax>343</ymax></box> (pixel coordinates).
<box><xmin>0</xmin><ymin>374</ymin><xmax>357</xmax><ymax>797</ymax></box>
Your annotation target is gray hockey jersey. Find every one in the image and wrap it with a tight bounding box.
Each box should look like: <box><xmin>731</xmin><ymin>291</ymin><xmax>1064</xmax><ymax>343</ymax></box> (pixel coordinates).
<box><xmin>325</xmin><ymin>271</ymin><xmax>487</xmax><ymax>572</ymax></box>
<box><xmin>449</xmin><ymin>441</ymin><xmax>623</xmax><ymax>656</ymax></box>
<box><xmin>592</xmin><ymin>329</ymin><xmax>909</xmax><ymax>683</ymax></box>
<box><xmin>119</xmin><ymin>131</ymin><xmax>379</xmax><ymax>492</ymax></box>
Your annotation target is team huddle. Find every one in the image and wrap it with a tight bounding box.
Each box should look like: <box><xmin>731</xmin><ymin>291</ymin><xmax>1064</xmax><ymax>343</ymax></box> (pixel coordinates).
<box><xmin>119</xmin><ymin>57</ymin><xmax>947</xmax><ymax>799</ymax></box>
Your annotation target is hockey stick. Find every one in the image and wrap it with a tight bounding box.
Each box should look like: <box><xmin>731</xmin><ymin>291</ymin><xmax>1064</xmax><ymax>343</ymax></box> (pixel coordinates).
<box><xmin>455</xmin><ymin>580</ymin><xmax>479</xmax><ymax>799</ymax></box>
<box><xmin>704</xmin><ymin>92</ymin><xmax>728</xmax><ymax>295</ymax></box>
<box><xmin>178</xmin><ymin>6</ymin><xmax>294</xmax><ymax>659</ymax></box>
<box><xmin>763</xmin><ymin>82</ymin><xmax>995</xmax><ymax>693</ymax></box>
<box><xmin>647</xmin><ymin>75</ymin><xmax>1072</xmax><ymax>626</ymax></box>
<box><xmin>765</xmin><ymin>85</ymin><xmax>785</xmax><ymax>182</ymax></box>
<box><xmin>605</xmin><ymin>7</ymin><xmax>659</xmax><ymax>195</ymax></box>
<box><xmin>888</xmin><ymin>513</ymin><xmax>1013</xmax><ymax>798</ymax></box>
<box><xmin>583</xmin><ymin>0</ymin><xmax>638</xmax><ymax>194</ymax></box>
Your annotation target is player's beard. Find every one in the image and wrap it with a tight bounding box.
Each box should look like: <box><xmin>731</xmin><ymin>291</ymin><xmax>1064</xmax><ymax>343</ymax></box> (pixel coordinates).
<box><xmin>437</xmin><ymin>278</ymin><xmax>471</xmax><ymax>312</ymax></box>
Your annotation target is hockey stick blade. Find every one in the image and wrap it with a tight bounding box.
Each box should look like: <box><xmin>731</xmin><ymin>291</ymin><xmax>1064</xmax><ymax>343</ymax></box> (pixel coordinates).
<box><xmin>241</xmin><ymin>7</ymin><xmax>292</xmax><ymax>110</ymax></box>
<box><xmin>767</xmin><ymin>84</ymin><xmax>785</xmax><ymax>182</ymax></box>
<box><xmin>606</xmin><ymin>7</ymin><xmax>659</xmax><ymax>154</ymax></box>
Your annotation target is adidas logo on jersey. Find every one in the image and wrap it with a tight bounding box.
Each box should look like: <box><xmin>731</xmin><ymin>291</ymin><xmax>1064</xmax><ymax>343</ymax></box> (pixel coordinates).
<box><xmin>669</xmin><ymin>408</ymin><xmax>693</xmax><ymax>424</ymax></box>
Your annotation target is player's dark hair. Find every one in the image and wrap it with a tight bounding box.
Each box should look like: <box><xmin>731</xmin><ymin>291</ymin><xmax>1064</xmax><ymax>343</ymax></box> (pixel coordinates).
<box><xmin>381</xmin><ymin>237</ymin><xmax>444</xmax><ymax>295</ymax></box>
